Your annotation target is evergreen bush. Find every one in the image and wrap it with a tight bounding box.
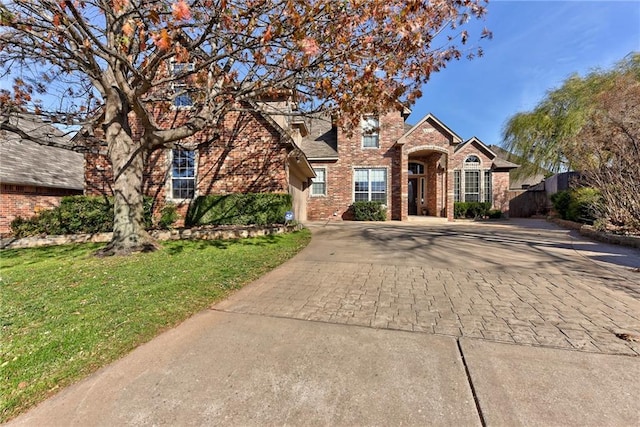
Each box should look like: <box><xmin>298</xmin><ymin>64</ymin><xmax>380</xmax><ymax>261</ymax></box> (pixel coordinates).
<box><xmin>454</xmin><ymin>202</ymin><xmax>492</xmax><ymax>218</ymax></box>
<box><xmin>10</xmin><ymin>196</ymin><xmax>153</xmax><ymax>237</ymax></box>
<box><xmin>185</xmin><ymin>193</ymin><xmax>292</xmax><ymax>226</ymax></box>
<box><xmin>351</xmin><ymin>201</ymin><xmax>387</xmax><ymax>221</ymax></box>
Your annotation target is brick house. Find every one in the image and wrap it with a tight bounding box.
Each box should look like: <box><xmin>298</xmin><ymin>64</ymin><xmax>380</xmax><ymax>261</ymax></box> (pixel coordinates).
<box><xmin>83</xmin><ymin>97</ymin><xmax>315</xmax><ymax>225</ymax></box>
<box><xmin>84</xmin><ymin>99</ymin><xmax>518</xmax><ymax>224</ymax></box>
<box><xmin>0</xmin><ymin>114</ymin><xmax>84</xmax><ymax>235</ymax></box>
<box><xmin>81</xmin><ymin>55</ymin><xmax>517</xmax><ymax>224</ymax></box>
<box><xmin>302</xmin><ymin>110</ymin><xmax>519</xmax><ymax>221</ymax></box>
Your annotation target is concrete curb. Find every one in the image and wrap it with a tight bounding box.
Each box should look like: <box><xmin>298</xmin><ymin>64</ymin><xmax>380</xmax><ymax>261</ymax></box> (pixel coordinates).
<box><xmin>0</xmin><ymin>223</ymin><xmax>303</xmax><ymax>250</ymax></box>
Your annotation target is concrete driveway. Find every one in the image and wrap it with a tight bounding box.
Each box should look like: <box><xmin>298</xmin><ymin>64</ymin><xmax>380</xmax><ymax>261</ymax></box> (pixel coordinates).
<box><xmin>8</xmin><ymin>219</ymin><xmax>640</xmax><ymax>426</ymax></box>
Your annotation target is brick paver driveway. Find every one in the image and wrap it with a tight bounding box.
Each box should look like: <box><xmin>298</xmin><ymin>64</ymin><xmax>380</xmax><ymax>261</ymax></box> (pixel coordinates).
<box><xmin>216</xmin><ymin>219</ymin><xmax>640</xmax><ymax>356</ymax></box>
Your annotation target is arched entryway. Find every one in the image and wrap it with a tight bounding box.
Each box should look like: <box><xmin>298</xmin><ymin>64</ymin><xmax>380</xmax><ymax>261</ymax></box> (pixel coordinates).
<box><xmin>406</xmin><ymin>147</ymin><xmax>448</xmax><ymax>218</ymax></box>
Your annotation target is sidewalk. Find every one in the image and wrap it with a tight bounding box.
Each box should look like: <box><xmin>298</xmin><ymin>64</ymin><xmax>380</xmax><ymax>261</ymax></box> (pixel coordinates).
<box><xmin>6</xmin><ymin>219</ymin><xmax>640</xmax><ymax>426</ymax></box>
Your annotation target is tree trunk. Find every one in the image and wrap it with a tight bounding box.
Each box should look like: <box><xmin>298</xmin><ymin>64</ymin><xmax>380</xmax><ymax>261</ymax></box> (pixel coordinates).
<box><xmin>98</xmin><ymin>99</ymin><xmax>159</xmax><ymax>256</ymax></box>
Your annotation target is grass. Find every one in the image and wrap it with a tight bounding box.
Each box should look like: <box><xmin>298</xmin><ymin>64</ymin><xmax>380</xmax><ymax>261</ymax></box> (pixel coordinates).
<box><xmin>0</xmin><ymin>230</ymin><xmax>311</xmax><ymax>422</ymax></box>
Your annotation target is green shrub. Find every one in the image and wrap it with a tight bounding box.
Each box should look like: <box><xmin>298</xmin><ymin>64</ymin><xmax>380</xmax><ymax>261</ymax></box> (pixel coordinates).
<box><xmin>454</xmin><ymin>202</ymin><xmax>492</xmax><ymax>218</ymax></box>
<box><xmin>10</xmin><ymin>196</ymin><xmax>154</xmax><ymax>238</ymax></box>
<box><xmin>488</xmin><ymin>209</ymin><xmax>503</xmax><ymax>219</ymax></box>
<box><xmin>550</xmin><ymin>190</ymin><xmax>571</xmax><ymax>220</ymax></box>
<box><xmin>158</xmin><ymin>203</ymin><xmax>180</xmax><ymax>229</ymax></box>
<box><xmin>351</xmin><ymin>201</ymin><xmax>387</xmax><ymax>221</ymax></box>
<box><xmin>454</xmin><ymin>202</ymin><xmax>468</xmax><ymax>218</ymax></box>
<box><xmin>551</xmin><ymin>188</ymin><xmax>602</xmax><ymax>224</ymax></box>
<box><xmin>567</xmin><ymin>187</ymin><xmax>601</xmax><ymax>224</ymax></box>
<box><xmin>185</xmin><ymin>193</ymin><xmax>292</xmax><ymax>226</ymax></box>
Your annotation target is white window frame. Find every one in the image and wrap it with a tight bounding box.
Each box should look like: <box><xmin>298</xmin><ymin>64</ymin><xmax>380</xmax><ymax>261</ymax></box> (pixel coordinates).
<box><xmin>170</xmin><ymin>61</ymin><xmax>195</xmax><ymax>109</ymax></box>
<box><xmin>169</xmin><ymin>148</ymin><xmax>197</xmax><ymax>200</ymax></box>
<box><xmin>310</xmin><ymin>167</ymin><xmax>327</xmax><ymax>197</ymax></box>
<box><xmin>361</xmin><ymin>115</ymin><xmax>380</xmax><ymax>148</ymax></box>
<box><xmin>454</xmin><ymin>155</ymin><xmax>493</xmax><ymax>204</ymax></box>
<box><xmin>353</xmin><ymin>167</ymin><xmax>388</xmax><ymax>204</ymax></box>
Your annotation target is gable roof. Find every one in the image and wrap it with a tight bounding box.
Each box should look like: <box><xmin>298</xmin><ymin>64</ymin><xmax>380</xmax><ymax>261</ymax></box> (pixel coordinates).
<box><xmin>457</xmin><ymin>136</ymin><xmax>519</xmax><ymax>170</ymax></box>
<box><xmin>298</xmin><ymin>113</ymin><xmax>338</xmax><ymax>160</ymax></box>
<box><xmin>0</xmin><ymin>113</ymin><xmax>84</xmax><ymax>190</ymax></box>
<box><xmin>397</xmin><ymin>113</ymin><xmax>463</xmax><ymax>145</ymax></box>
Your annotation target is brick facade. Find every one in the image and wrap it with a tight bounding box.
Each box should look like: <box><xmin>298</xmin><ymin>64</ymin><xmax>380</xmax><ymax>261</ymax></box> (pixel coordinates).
<box><xmin>305</xmin><ymin>113</ymin><xmax>516</xmax><ymax>222</ymax></box>
<box><xmin>451</xmin><ymin>138</ymin><xmax>513</xmax><ymax>214</ymax></box>
<box><xmin>85</xmin><ymin>107</ymin><xmax>294</xmax><ymax>225</ymax></box>
<box><xmin>0</xmin><ymin>184</ymin><xmax>82</xmax><ymax>235</ymax></box>
<box><xmin>306</xmin><ymin>110</ymin><xmax>405</xmax><ymax>220</ymax></box>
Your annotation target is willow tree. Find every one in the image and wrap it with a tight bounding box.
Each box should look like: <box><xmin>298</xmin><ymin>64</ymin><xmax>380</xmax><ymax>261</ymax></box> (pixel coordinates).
<box><xmin>0</xmin><ymin>0</ymin><xmax>491</xmax><ymax>255</ymax></box>
<box><xmin>503</xmin><ymin>53</ymin><xmax>640</xmax><ymax>233</ymax></box>
<box><xmin>503</xmin><ymin>54</ymin><xmax>640</xmax><ymax>178</ymax></box>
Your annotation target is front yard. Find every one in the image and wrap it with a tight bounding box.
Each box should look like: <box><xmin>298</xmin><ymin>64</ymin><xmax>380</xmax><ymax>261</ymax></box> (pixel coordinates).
<box><xmin>0</xmin><ymin>230</ymin><xmax>311</xmax><ymax>422</ymax></box>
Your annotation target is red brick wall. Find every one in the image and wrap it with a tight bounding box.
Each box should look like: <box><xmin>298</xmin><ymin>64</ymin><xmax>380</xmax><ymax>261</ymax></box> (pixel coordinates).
<box><xmin>401</xmin><ymin>118</ymin><xmax>457</xmax><ymax>220</ymax></box>
<box><xmin>0</xmin><ymin>184</ymin><xmax>82</xmax><ymax>235</ymax></box>
<box><xmin>451</xmin><ymin>141</ymin><xmax>513</xmax><ymax>212</ymax></box>
<box><xmin>84</xmin><ymin>108</ymin><xmax>290</xmax><ymax>225</ymax></box>
<box><xmin>492</xmin><ymin>171</ymin><xmax>511</xmax><ymax>214</ymax></box>
<box><xmin>306</xmin><ymin>110</ymin><xmax>405</xmax><ymax>220</ymax></box>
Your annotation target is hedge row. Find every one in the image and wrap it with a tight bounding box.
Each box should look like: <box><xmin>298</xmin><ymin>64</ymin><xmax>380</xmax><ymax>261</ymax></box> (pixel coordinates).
<box><xmin>10</xmin><ymin>196</ymin><xmax>153</xmax><ymax>238</ymax></box>
<box><xmin>185</xmin><ymin>193</ymin><xmax>292</xmax><ymax>226</ymax></box>
<box><xmin>10</xmin><ymin>193</ymin><xmax>293</xmax><ymax>237</ymax></box>
<box><xmin>454</xmin><ymin>202</ymin><xmax>493</xmax><ymax>219</ymax></box>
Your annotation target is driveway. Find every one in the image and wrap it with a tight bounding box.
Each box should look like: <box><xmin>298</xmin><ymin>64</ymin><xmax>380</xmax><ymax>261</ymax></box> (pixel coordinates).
<box><xmin>8</xmin><ymin>219</ymin><xmax>640</xmax><ymax>426</ymax></box>
<box><xmin>218</xmin><ymin>218</ymin><xmax>640</xmax><ymax>355</ymax></box>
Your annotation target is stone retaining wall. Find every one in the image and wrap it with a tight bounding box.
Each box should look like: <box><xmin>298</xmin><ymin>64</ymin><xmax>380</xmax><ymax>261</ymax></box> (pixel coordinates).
<box><xmin>549</xmin><ymin>218</ymin><xmax>640</xmax><ymax>249</ymax></box>
<box><xmin>0</xmin><ymin>224</ymin><xmax>303</xmax><ymax>250</ymax></box>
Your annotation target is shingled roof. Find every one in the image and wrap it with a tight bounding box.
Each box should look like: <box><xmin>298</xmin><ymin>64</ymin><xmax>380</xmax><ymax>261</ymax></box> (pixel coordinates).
<box><xmin>0</xmin><ymin>114</ymin><xmax>84</xmax><ymax>190</ymax></box>
<box><xmin>299</xmin><ymin>113</ymin><xmax>338</xmax><ymax>160</ymax></box>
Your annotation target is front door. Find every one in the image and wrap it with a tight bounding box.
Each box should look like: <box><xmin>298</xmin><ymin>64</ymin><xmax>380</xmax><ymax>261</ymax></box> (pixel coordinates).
<box><xmin>408</xmin><ymin>178</ymin><xmax>418</xmax><ymax>215</ymax></box>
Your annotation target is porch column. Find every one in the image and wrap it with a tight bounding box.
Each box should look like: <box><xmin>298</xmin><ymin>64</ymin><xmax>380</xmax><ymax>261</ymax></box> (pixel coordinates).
<box><xmin>393</xmin><ymin>144</ymin><xmax>408</xmax><ymax>220</ymax></box>
<box><xmin>446</xmin><ymin>152</ymin><xmax>454</xmax><ymax>221</ymax></box>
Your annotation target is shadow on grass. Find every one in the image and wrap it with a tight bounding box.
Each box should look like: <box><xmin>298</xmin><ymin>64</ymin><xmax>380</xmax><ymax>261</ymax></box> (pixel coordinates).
<box><xmin>161</xmin><ymin>233</ymin><xmax>284</xmax><ymax>255</ymax></box>
<box><xmin>0</xmin><ymin>244</ymin><xmax>102</xmax><ymax>268</ymax></box>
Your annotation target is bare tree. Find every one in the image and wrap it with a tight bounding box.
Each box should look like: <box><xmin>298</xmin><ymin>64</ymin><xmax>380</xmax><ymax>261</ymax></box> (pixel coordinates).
<box><xmin>569</xmin><ymin>73</ymin><xmax>640</xmax><ymax>234</ymax></box>
<box><xmin>1</xmin><ymin>0</ymin><xmax>490</xmax><ymax>254</ymax></box>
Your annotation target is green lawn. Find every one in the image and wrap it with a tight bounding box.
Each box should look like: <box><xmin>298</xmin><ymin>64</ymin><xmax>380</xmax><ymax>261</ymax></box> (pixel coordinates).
<box><xmin>0</xmin><ymin>230</ymin><xmax>311</xmax><ymax>422</ymax></box>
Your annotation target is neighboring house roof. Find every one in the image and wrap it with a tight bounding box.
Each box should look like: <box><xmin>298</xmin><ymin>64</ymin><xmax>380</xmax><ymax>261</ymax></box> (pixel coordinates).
<box><xmin>489</xmin><ymin>144</ymin><xmax>546</xmax><ymax>189</ymax></box>
<box><xmin>457</xmin><ymin>136</ymin><xmax>519</xmax><ymax>171</ymax></box>
<box><xmin>397</xmin><ymin>113</ymin><xmax>463</xmax><ymax>145</ymax></box>
<box><xmin>299</xmin><ymin>113</ymin><xmax>338</xmax><ymax>160</ymax></box>
<box><xmin>403</xmin><ymin>122</ymin><xmax>414</xmax><ymax>133</ymax></box>
<box><xmin>0</xmin><ymin>113</ymin><xmax>84</xmax><ymax>190</ymax></box>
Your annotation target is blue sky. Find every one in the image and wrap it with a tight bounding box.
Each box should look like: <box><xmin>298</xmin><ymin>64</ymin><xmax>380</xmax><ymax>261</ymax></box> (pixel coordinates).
<box><xmin>408</xmin><ymin>0</ymin><xmax>640</xmax><ymax>147</ymax></box>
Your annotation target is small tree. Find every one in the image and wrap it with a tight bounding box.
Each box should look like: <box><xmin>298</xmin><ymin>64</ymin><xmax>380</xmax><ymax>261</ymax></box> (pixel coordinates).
<box><xmin>1</xmin><ymin>0</ymin><xmax>491</xmax><ymax>255</ymax></box>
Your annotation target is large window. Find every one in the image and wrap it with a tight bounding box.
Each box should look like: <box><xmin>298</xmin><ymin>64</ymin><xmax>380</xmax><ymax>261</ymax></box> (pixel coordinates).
<box><xmin>354</xmin><ymin>168</ymin><xmax>387</xmax><ymax>203</ymax></box>
<box><xmin>484</xmin><ymin>170</ymin><xmax>492</xmax><ymax>203</ymax></box>
<box><xmin>171</xmin><ymin>149</ymin><xmax>196</xmax><ymax>199</ymax></box>
<box><xmin>311</xmin><ymin>167</ymin><xmax>326</xmax><ymax>196</ymax></box>
<box><xmin>453</xmin><ymin>155</ymin><xmax>492</xmax><ymax>204</ymax></box>
<box><xmin>170</xmin><ymin>61</ymin><xmax>194</xmax><ymax>108</ymax></box>
<box><xmin>361</xmin><ymin>116</ymin><xmax>379</xmax><ymax>148</ymax></box>
<box><xmin>464</xmin><ymin>170</ymin><xmax>480</xmax><ymax>202</ymax></box>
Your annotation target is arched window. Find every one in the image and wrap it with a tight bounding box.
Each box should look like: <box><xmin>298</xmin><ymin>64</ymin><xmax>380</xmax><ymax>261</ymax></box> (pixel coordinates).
<box><xmin>408</xmin><ymin>162</ymin><xmax>424</xmax><ymax>175</ymax></box>
<box><xmin>464</xmin><ymin>155</ymin><xmax>481</xmax><ymax>168</ymax></box>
